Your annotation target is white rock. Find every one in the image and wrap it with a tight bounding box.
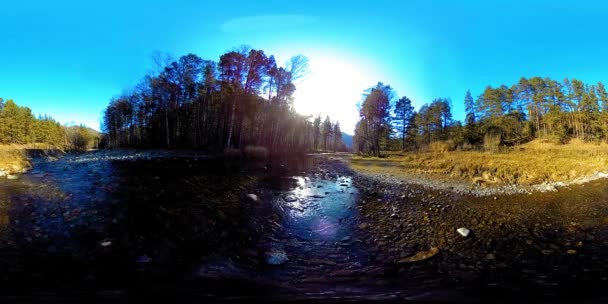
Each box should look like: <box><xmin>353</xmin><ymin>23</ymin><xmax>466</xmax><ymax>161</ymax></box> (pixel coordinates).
<box><xmin>597</xmin><ymin>172</ymin><xmax>608</xmax><ymax>178</ymax></box>
<box><xmin>246</xmin><ymin>194</ymin><xmax>259</xmax><ymax>203</ymax></box>
<box><xmin>457</xmin><ymin>227</ymin><xmax>470</xmax><ymax>237</ymax></box>
<box><xmin>100</xmin><ymin>240</ymin><xmax>112</xmax><ymax>247</ymax></box>
<box><xmin>6</xmin><ymin>174</ymin><xmax>18</xmax><ymax>180</ymax></box>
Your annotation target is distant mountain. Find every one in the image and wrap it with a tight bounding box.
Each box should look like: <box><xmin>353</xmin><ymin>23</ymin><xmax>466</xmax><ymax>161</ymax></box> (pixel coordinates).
<box><xmin>341</xmin><ymin>132</ymin><xmax>353</xmax><ymax>149</ymax></box>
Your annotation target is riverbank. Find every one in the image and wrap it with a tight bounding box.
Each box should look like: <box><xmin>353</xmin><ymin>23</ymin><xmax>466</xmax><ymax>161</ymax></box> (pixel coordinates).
<box><xmin>0</xmin><ymin>144</ymin><xmax>66</xmax><ymax>178</ymax></box>
<box><xmin>350</xmin><ymin>139</ymin><xmax>608</xmax><ymax>196</ymax></box>
<box><xmin>348</xmin><ymin>157</ymin><xmax>608</xmax><ymax>301</ymax></box>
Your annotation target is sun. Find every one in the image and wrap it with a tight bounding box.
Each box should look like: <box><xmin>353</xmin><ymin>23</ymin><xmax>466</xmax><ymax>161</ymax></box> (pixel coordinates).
<box><xmin>292</xmin><ymin>54</ymin><xmax>378</xmax><ymax>134</ymax></box>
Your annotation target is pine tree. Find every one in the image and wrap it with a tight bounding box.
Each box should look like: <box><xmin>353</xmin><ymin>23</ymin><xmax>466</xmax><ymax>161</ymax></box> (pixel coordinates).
<box><xmin>464</xmin><ymin>90</ymin><xmax>475</xmax><ymax>125</ymax></box>
<box><xmin>394</xmin><ymin>96</ymin><xmax>414</xmax><ymax>150</ymax></box>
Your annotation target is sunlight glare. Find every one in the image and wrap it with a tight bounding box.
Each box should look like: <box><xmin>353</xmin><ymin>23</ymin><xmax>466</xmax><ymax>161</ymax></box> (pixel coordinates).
<box><xmin>293</xmin><ymin>55</ymin><xmax>380</xmax><ymax>134</ymax></box>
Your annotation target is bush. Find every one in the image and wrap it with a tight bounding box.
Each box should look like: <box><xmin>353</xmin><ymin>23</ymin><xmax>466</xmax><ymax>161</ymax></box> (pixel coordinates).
<box><xmin>461</xmin><ymin>142</ymin><xmax>474</xmax><ymax>151</ymax></box>
<box><xmin>243</xmin><ymin>145</ymin><xmax>269</xmax><ymax>159</ymax></box>
<box><xmin>483</xmin><ymin>127</ymin><xmax>503</xmax><ymax>152</ymax></box>
<box><xmin>430</xmin><ymin>140</ymin><xmax>455</xmax><ymax>153</ymax></box>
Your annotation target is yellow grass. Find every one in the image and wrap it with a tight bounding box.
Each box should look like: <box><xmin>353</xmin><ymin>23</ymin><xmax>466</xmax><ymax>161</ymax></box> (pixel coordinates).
<box><xmin>0</xmin><ymin>145</ymin><xmax>31</xmax><ymax>173</ymax></box>
<box><xmin>351</xmin><ymin>140</ymin><xmax>608</xmax><ymax>186</ymax></box>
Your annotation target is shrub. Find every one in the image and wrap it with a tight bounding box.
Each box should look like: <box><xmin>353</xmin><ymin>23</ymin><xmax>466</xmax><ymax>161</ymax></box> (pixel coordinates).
<box><xmin>430</xmin><ymin>140</ymin><xmax>455</xmax><ymax>153</ymax></box>
<box><xmin>243</xmin><ymin>145</ymin><xmax>269</xmax><ymax>159</ymax></box>
<box><xmin>461</xmin><ymin>142</ymin><xmax>474</xmax><ymax>151</ymax></box>
<box><xmin>483</xmin><ymin>127</ymin><xmax>503</xmax><ymax>152</ymax></box>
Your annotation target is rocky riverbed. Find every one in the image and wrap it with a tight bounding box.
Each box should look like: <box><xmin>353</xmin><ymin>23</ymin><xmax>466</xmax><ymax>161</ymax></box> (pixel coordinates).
<box><xmin>351</xmin><ymin>157</ymin><xmax>608</xmax><ymax>197</ymax></box>
<box><xmin>0</xmin><ymin>151</ymin><xmax>606</xmax><ymax>302</ymax></box>
<box><xmin>349</xmin><ymin>159</ymin><xmax>608</xmax><ymax>302</ymax></box>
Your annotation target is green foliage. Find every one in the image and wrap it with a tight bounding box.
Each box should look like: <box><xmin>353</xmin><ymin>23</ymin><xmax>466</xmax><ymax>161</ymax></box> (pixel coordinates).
<box><xmin>464</xmin><ymin>90</ymin><xmax>475</xmax><ymax>125</ymax></box>
<box><xmin>365</xmin><ymin>75</ymin><xmax>608</xmax><ymax>155</ymax></box>
<box><xmin>471</xmin><ymin>76</ymin><xmax>608</xmax><ymax>145</ymax></box>
<box><xmin>65</xmin><ymin>125</ymin><xmax>100</xmax><ymax>151</ymax></box>
<box><xmin>0</xmin><ymin>99</ymin><xmax>67</xmax><ymax>147</ymax></box>
<box><xmin>394</xmin><ymin>95</ymin><xmax>414</xmax><ymax>149</ymax></box>
<box><xmin>414</xmin><ymin>98</ymin><xmax>453</xmax><ymax>146</ymax></box>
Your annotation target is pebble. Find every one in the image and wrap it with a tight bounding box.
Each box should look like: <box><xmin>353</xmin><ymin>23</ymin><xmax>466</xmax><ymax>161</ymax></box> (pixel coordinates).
<box><xmin>567</xmin><ymin>249</ymin><xmax>577</xmax><ymax>255</ymax></box>
<box><xmin>246</xmin><ymin>194</ymin><xmax>259</xmax><ymax>203</ymax></box>
<box><xmin>457</xmin><ymin>227</ymin><xmax>471</xmax><ymax>237</ymax></box>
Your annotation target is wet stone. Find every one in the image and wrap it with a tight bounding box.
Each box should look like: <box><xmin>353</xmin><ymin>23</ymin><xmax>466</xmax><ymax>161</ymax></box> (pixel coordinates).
<box><xmin>264</xmin><ymin>249</ymin><xmax>288</xmax><ymax>265</ymax></box>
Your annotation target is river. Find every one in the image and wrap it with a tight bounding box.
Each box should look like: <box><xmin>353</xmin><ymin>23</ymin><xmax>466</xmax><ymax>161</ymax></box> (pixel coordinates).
<box><xmin>0</xmin><ymin>151</ymin><xmax>606</xmax><ymax>302</ymax></box>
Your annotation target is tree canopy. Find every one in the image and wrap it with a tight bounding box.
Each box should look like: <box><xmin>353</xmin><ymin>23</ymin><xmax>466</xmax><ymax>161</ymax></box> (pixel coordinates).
<box><xmin>355</xmin><ymin>76</ymin><xmax>608</xmax><ymax>154</ymax></box>
<box><xmin>0</xmin><ymin>97</ymin><xmax>98</xmax><ymax>149</ymax></box>
<box><xmin>102</xmin><ymin>47</ymin><xmax>342</xmax><ymax>153</ymax></box>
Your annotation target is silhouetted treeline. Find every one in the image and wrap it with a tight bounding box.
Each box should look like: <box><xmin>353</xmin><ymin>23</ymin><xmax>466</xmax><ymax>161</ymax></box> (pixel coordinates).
<box><xmin>355</xmin><ymin>77</ymin><xmax>608</xmax><ymax>155</ymax></box>
<box><xmin>0</xmin><ymin>97</ymin><xmax>99</xmax><ymax>150</ymax></box>
<box><xmin>102</xmin><ymin>47</ymin><xmax>343</xmax><ymax>153</ymax></box>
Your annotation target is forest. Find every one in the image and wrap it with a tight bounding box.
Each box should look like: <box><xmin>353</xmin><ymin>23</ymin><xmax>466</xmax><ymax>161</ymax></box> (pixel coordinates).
<box><xmin>354</xmin><ymin>77</ymin><xmax>608</xmax><ymax>155</ymax></box>
<box><xmin>0</xmin><ymin>97</ymin><xmax>100</xmax><ymax>150</ymax></box>
<box><xmin>102</xmin><ymin>47</ymin><xmax>345</xmax><ymax>154</ymax></box>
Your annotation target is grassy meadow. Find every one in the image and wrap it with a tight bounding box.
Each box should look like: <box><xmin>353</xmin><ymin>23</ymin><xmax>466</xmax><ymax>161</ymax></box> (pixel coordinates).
<box><xmin>350</xmin><ymin>139</ymin><xmax>608</xmax><ymax>186</ymax></box>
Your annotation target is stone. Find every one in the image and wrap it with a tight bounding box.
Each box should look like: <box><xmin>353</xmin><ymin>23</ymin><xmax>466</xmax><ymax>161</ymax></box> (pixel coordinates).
<box><xmin>6</xmin><ymin>174</ymin><xmax>18</xmax><ymax>180</ymax></box>
<box><xmin>485</xmin><ymin>253</ymin><xmax>496</xmax><ymax>260</ymax></box>
<box><xmin>100</xmin><ymin>240</ymin><xmax>112</xmax><ymax>247</ymax></box>
<box><xmin>246</xmin><ymin>194</ymin><xmax>259</xmax><ymax>203</ymax></box>
<box><xmin>399</xmin><ymin>247</ymin><xmax>440</xmax><ymax>263</ymax></box>
<box><xmin>567</xmin><ymin>249</ymin><xmax>577</xmax><ymax>255</ymax></box>
<box><xmin>457</xmin><ymin>227</ymin><xmax>471</xmax><ymax>237</ymax></box>
<box><xmin>264</xmin><ymin>249</ymin><xmax>288</xmax><ymax>265</ymax></box>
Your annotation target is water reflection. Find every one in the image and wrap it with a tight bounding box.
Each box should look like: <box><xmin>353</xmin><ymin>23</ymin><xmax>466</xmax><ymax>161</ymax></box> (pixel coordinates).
<box><xmin>278</xmin><ymin>173</ymin><xmax>358</xmax><ymax>241</ymax></box>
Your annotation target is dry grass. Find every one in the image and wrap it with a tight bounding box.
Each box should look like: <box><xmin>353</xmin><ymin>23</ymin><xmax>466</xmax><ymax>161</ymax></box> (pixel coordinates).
<box><xmin>0</xmin><ymin>145</ymin><xmax>31</xmax><ymax>173</ymax></box>
<box><xmin>351</xmin><ymin>139</ymin><xmax>608</xmax><ymax>186</ymax></box>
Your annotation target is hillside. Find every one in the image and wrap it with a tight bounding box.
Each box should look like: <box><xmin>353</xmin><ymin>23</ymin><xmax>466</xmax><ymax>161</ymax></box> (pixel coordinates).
<box><xmin>341</xmin><ymin>132</ymin><xmax>353</xmax><ymax>149</ymax></box>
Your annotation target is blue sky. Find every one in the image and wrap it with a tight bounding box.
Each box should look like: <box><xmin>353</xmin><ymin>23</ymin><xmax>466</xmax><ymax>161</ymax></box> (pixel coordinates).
<box><xmin>1</xmin><ymin>0</ymin><xmax>607</xmax><ymax>133</ymax></box>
